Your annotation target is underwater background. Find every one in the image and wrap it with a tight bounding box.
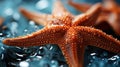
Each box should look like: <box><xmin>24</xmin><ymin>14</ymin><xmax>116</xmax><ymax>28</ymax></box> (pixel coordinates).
<box><xmin>0</xmin><ymin>0</ymin><xmax>120</xmax><ymax>67</ymax></box>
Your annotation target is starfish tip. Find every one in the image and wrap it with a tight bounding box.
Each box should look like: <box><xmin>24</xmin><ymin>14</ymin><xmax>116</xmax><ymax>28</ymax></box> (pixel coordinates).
<box><xmin>3</xmin><ymin>38</ymin><xmax>12</xmax><ymax>46</ymax></box>
<box><xmin>19</xmin><ymin>7</ymin><xmax>27</xmax><ymax>14</ymax></box>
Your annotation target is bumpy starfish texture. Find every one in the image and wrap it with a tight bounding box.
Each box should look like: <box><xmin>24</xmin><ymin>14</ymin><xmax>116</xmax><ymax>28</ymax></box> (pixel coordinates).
<box><xmin>3</xmin><ymin>1</ymin><xmax>120</xmax><ymax>67</ymax></box>
<box><xmin>68</xmin><ymin>0</ymin><xmax>120</xmax><ymax>35</ymax></box>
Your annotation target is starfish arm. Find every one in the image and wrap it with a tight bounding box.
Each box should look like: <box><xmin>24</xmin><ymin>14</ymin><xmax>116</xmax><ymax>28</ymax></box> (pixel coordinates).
<box><xmin>108</xmin><ymin>12</ymin><xmax>120</xmax><ymax>35</ymax></box>
<box><xmin>0</xmin><ymin>17</ymin><xmax>4</xmax><ymax>26</ymax></box>
<box><xmin>52</xmin><ymin>0</ymin><xmax>71</xmax><ymax>17</ymax></box>
<box><xmin>59</xmin><ymin>27</ymin><xmax>85</xmax><ymax>67</ymax></box>
<box><xmin>76</xmin><ymin>26</ymin><xmax>120</xmax><ymax>54</ymax></box>
<box><xmin>19</xmin><ymin>8</ymin><xmax>52</xmax><ymax>26</ymax></box>
<box><xmin>60</xmin><ymin>43</ymin><xmax>85</xmax><ymax>67</ymax></box>
<box><xmin>51</xmin><ymin>0</ymin><xmax>73</xmax><ymax>26</ymax></box>
<box><xmin>103</xmin><ymin>0</ymin><xmax>117</xmax><ymax>9</ymax></box>
<box><xmin>73</xmin><ymin>3</ymin><xmax>102</xmax><ymax>26</ymax></box>
<box><xmin>68</xmin><ymin>0</ymin><xmax>91</xmax><ymax>12</ymax></box>
<box><xmin>3</xmin><ymin>26</ymin><xmax>68</xmax><ymax>47</ymax></box>
<box><xmin>119</xmin><ymin>8</ymin><xmax>120</xmax><ymax>12</ymax></box>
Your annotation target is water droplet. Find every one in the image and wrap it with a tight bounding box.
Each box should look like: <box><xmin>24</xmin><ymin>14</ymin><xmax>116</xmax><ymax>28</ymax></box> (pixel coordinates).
<box><xmin>17</xmin><ymin>59</ymin><xmax>21</xmax><ymax>61</ymax></box>
<box><xmin>39</xmin><ymin>47</ymin><xmax>43</xmax><ymax>49</ymax></box>
<box><xmin>30</xmin><ymin>53</ymin><xmax>37</xmax><ymax>57</ymax></box>
<box><xmin>10</xmin><ymin>22</ymin><xmax>18</xmax><ymax>35</ymax></box>
<box><xmin>36</xmin><ymin>56</ymin><xmax>42</xmax><ymax>59</ymax></box>
<box><xmin>0</xmin><ymin>33</ymin><xmax>3</xmax><ymax>36</ymax></box>
<box><xmin>1</xmin><ymin>53</ymin><xmax>4</xmax><ymax>60</ymax></box>
<box><xmin>108</xmin><ymin>55</ymin><xmax>119</xmax><ymax>61</ymax></box>
<box><xmin>19</xmin><ymin>61</ymin><xmax>29</xmax><ymax>67</ymax></box>
<box><xmin>49</xmin><ymin>46</ymin><xmax>53</xmax><ymax>50</ymax></box>
<box><xmin>23</xmin><ymin>29</ymin><xmax>29</xmax><ymax>35</ymax></box>
<box><xmin>34</xmin><ymin>26</ymin><xmax>39</xmax><ymax>31</ymax></box>
<box><xmin>36</xmin><ymin>0</ymin><xmax>49</xmax><ymax>10</ymax></box>
<box><xmin>50</xmin><ymin>60</ymin><xmax>59</xmax><ymax>67</ymax></box>
<box><xmin>1</xmin><ymin>46</ymin><xmax>5</xmax><ymax>50</ymax></box>
<box><xmin>4</xmin><ymin>8</ymin><xmax>13</xmax><ymax>16</ymax></box>
<box><xmin>15</xmin><ymin>53</ymin><xmax>24</xmax><ymax>57</ymax></box>
<box><xmin>60</xmin><ymin>65</ymin><xmax>64</xmax><ymax>67</ymax></box>
<box><xmin>24</xmin><ymin>29</ymin><xmax>28</xmax><ymax>32</ymax></box>
<box><xmin>29</xmin><ymin>21</ymin><xmax>35</xmax><ymax>25</ymax></box>
<box><xmin>90</xmin><ymin>53</ymin><xmax>96</xmax><ymax>56</ymax></box>
<box><xmin>13</xmin><ymin>13</ymin><xmax>20</xmax><ymax>20</ymax></box>
<box><xmin>11</xmin><ymin>62</ymin><xmax>17</xmax><ymax>66</ymax></box>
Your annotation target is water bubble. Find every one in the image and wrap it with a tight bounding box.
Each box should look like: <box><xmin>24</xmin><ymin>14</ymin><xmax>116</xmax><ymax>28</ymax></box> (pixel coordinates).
<box><xmin>15</xmin><ymin>53</ymin><xmax>24</xmax><ymax>57</ymax></box>
<box><xmin>49</xmin><ymin>46</ymin><xmax>53</xmax><ymax>50</ymax></box>
<box><xmin>24</xmin><ymin>29</ymin><xmax>28</xmax><ymax>34</ymax></box>
<box><xmin>36</xmin><ymin>56</ymin><xmax>42</xmax><ymax>59</ymax></box>
<box><xmin>9</xmin><ymin>21</ymin><xmax>18</xmax><ymax>36</ymax></box>
<box><xmin>26</xmin><ymin>59</ymin><xmax>30</xmax><ymax>62</ymax></box>
<box><xmin>34</xmin><ymin>25</ymin><xmax>40</xmax><ymax>31</ymax></box>
<box><xmin>16</xmin><ymin>59</ymin><xmax>21</xmax><ymax>61</ymax></box>
<box><xmin>90</xmin><ymin>53</ymin><xmax>96</xmax><ymax>56</ymax></box>
<box><xmin>1</xmin><ymin>53</ymin><xmax>4</xmax><ymax>60</ymax></box>
<box><xmin>24</xmin><ymin>29</ymin><xmax>28</xmax><ymax>32</ymax></box>
<box><xmin>19</xmin><ymin>61</ymin><xmax>29</xmax><ymax>67</ymax></box>
<box><xmin>0</xmin><ymin>33</ymin><xmax>3</xmax><ymax>36</ymax></box>
<box><xmin>13</xmin><ymin>13</ymin><xmax>20</xmax><ymax>20</ymax></box>
<box><xmin>10</xmin><ymin>62</ymin><xmax>17</xmax><ymax>66</ymax></box>
<box><xmin>60</xmin><ymin>65</ymin><xmax>64</xmax><ymax>67</ymax></box>
<box><xmin>29</xmin><ymin>21</ymin><xmax>35</xmax><ymax>25</ymax></box>
<box><xmin>30</xmin><ymin>52</ymin><xmax>37</xmax><ymax>57</ymax></box>
<box><xmin>36</xmin><ymin>0</ymin><xmax>49</xmax><ymax>10</ymax></box>
<box><xmin>51</xmin><ymin>60</ymin><xmax>59</xmax><ymax>67</ymax></box>
<box><xmin>23</xmin><ymin>29</ymin><xmax>29</xmax><ymax>35</ymax></box>
<box><xmin>1</xmin><ymin>46</ymin><xmax>5</xmax><ymax>51</ymax></box>
<box><xmin>4</xmin><ymin>8</ymin><xmax>13</xmax><ymax>16</ymax></box>
<box><xmin>6</xmin><ymin>33</ymin><xmax>12</xmax><ymax>38</ymax></box>
<box><xmin>108</xmin><ymin>55</ymin><xmax>119</xmax><ymax>61</ymax></box>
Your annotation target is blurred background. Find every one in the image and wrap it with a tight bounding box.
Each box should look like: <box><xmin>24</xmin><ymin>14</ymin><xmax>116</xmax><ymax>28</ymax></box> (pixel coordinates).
<box><xmin>0</xmin><ymin>0</ymin><xmax>120</xmax><ymax>67</ymax></box>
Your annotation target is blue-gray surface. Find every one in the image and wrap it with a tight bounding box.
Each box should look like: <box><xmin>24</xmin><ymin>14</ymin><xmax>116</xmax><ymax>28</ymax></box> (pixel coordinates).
<box><xmin>0</xmin><ymin>0</ymin><xmax>120</xmax><ymax>67</ymax></box>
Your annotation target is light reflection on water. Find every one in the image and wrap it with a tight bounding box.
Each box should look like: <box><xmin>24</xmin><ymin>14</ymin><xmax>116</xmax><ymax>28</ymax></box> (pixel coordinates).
<box><xmin>0</xmin><ymin>0</ymin><xmax>120</xmax><ymax>67</ymax></box>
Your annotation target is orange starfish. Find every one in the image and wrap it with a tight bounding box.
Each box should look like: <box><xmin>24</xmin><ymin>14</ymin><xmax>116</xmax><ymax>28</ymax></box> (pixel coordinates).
<box><xmin>3</xmin><ymin>1</ymin><xmax>120</xmax><ymax>67</ymax></box>
<box><xmin>0</xmin><ymin>17</ymin><xmax>4</xmax><ymax>29</ymax></box>
<box><xmin>0</xmin><ymin>17</ymin><xmax>7</xmax><ymax>31</ymax></box>
<box><xmin>0</xmin><ymin>17</ymin><xmax>3</xmax><ymax>26</ymax></box>
<box><xmin>68</xmin><ymin>0</ymin><xmax>120</xmax><ymax>36</ymax></box>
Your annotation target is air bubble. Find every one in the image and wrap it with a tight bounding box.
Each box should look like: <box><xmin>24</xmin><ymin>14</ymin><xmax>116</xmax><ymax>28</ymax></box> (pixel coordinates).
<box><xmin>4</xmin><ymin>8</ymin><xmax>13</xmax><ymax>16</ymax></box>
<box><xmin>19</xmin><ymin>61</ymin><xmax>29</xmax><ymax>67</ymax></box>
<box><xmin>36</xmin><ymin>0</ymin><xmax>49</xmax><ymax>10</ymax></box>
<box><xmin>29</xmin><ymin>21</ymin><xmax>35</xmax><ymax>25</ymax></box>
<box><xmin>15</xmin><ymin>53</ymin><xmax>24</xmax><ymax>57</ymax></box>
<box><xmin>0</xmin><ymin>33</ymin><xmax>3</xmax><ymax>36</ymax></box>
<box><xmin>13</xmin><ymin>13</ymin><xmax>20</xmax><ymax>20</ymax></box>
<box><xmin>90</xmin><ymin>53</ymin><xmax>96</xmax><ymax>56</ymax></box>
<box><xmin>108</xmin><ymin>55</ymin><xmax>119</xmax><ymax>61</ymax></box>
<box><xmin>36</xmin><ymin>56</ymin><xmax>42</xmax><ymax>59</ymax></box>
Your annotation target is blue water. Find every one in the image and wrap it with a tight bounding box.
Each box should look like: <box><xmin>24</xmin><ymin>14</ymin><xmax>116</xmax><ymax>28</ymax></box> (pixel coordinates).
<box><xmin>0</xmin><ymin>0</ymin><xmax>120</xmax><ymax>67</ymax></box>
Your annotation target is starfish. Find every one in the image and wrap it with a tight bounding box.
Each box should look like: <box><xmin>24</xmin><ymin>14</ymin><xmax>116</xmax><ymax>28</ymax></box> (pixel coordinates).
<box><xmin>0</xmin><ymin>17</ymin><xmax>5</xmax><ymax>29</ymax></box>
<box><xmin>0</xmin><ymin>17</ymin><xmax>3</xmax><ymax>26</ymax></box>
<box><xmin>0</xmin><ymin>17</ymin><xmax>3</xmax><ymax>27</ymax></box>
<box><xmin>2</xmin><ymin>1</ymin><xmax>120</xmax><ymax>67</ymax></box>
<box><xmin>68</xmin><ymin>0</ymin><xmax>120</xmax><ymax>36</ymax></box>
<box><xmin>0</xmin><ymin>17</ymin><xmax>7</xmax><ymax>32</ymax></box>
